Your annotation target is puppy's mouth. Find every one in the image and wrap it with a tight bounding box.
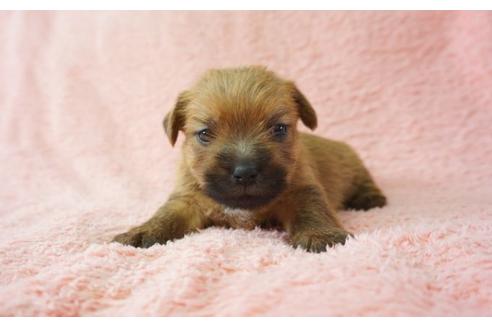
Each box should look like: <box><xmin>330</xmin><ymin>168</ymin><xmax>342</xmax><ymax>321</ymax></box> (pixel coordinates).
<box><xmin>208</xmin><ymin>191</ymin><xmax>278</xmax><ymax>210</ymax></box>
<box><xmin>204</xmin><ymin>169</ymin><xmax>286</xmax><ymax>210</ymax></box>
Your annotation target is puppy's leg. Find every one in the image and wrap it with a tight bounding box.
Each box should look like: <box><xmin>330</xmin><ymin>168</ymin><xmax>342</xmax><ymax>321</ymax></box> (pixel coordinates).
<box><xmin>344</xmin><ymin>172</ymin><xmax>387</xmax><ymax>211</ymax></box>
<box><xmin>285</xmin><ymin>186</ymin><xmax>351</xmax><ymax>253</ymax></box>
<box><xmin>113</xmin><ymin>194</ymin><xmax>205</xmax><ymax>248</ymax></box>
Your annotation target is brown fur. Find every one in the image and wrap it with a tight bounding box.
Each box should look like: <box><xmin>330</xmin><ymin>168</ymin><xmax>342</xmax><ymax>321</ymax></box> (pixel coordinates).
<box><xmin>113</xmin><ymin>66</ymin><xmax>386</xmax><ymax>252</ymax></box>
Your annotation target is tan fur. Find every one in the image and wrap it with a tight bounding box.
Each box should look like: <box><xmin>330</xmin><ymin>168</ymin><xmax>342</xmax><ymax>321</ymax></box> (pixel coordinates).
<box><xmin>113</xmin><ymin>66</ymin><xmax>386</xmax><ymax>252</ymax></box>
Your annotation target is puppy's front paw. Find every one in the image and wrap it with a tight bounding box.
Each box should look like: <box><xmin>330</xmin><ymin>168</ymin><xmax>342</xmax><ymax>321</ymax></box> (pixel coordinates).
<box><xmin>290</xmin><ymin>228</ymin><xmax>351</xmax><ymax>253</ymax></box>
<box><xmin>112</xmin><ymin>228</ymin><xmax>163</xmax><ymax>248</ymax></box>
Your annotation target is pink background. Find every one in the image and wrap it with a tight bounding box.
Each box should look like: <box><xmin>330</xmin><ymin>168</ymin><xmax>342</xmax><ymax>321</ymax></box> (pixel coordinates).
<box><xmin>1</xmin><ymin>12</ymin><xmax>491</xmax><ymax>316</ymax></box>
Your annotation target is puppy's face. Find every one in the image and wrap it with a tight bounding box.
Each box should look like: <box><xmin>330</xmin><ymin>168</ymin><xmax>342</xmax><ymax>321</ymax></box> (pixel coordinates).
<box><xmin>164</xmin><ymin>67</ymin><xmax>317</xmax><ymax>210</ymax></box>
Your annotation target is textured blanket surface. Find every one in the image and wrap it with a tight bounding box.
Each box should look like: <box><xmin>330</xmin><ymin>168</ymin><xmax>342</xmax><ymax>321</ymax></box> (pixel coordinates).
<box><xmin>1</xmin><ymin>11</ymin><xmax>491</xmax><ymax>316</ymax></box>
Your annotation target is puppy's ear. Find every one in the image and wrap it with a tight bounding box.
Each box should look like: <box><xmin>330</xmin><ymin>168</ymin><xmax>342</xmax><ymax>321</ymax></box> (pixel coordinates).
<box><xmin>163</xmin><ymin>91</ymin><xmax>189</xmax><ymax>146</ymax></box>
<box><xmin>289</xmin><ymin>82</ymin><xmax>317</xmax><ymax>130</ymax></box>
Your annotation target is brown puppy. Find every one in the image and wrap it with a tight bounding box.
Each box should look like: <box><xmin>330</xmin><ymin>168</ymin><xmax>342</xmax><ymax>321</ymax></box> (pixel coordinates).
<box><xmin>113</xmin><ymin>66</ymin><xmax>386</xmax><ymax>252</ymax></box>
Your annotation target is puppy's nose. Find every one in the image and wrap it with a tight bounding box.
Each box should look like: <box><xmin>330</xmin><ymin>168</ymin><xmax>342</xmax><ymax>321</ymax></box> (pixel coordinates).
<box><xmin>232</xmin><ymin>163</ymin><xmax>258</xmax><ymax>185</ymax></box>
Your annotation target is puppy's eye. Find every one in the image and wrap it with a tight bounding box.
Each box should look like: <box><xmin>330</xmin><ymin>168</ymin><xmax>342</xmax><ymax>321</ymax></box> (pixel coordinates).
<box><xmin>197</xmin><ymin>129</ymin><xmax>213</xmax><ymax>144</ymax></box>
<box><xmin>272</xmin><ymin>123</ymin><xmax>288</xmax><ymax>139</ymax></box>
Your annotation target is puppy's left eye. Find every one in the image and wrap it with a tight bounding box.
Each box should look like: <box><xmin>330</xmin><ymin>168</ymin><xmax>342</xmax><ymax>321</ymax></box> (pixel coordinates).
<box><xmin>197</xmin><ymin>128</ymin><xmax>213</xmax><ymax>144</ymax></box>
<box><xmin>272</xmin><ymin>124</ymin><xmax>288</xmax><ymax>138</ymax></box>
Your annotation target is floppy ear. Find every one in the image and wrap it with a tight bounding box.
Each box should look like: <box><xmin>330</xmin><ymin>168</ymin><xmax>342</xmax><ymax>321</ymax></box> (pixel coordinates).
<box><xmin>290</xmin><ymin>83</ymin><xmax>318</xmax><ymax>130</ymax></box>
<box><xmin>163</xmin><ymin>91</ymin><xmax>189</xmax><ymax>146</ymax></box>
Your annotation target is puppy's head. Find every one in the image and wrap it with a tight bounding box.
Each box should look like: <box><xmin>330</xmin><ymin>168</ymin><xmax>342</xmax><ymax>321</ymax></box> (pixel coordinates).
<box><xmin>164</xmin><ymin>66</ymin><xmax>317</xmax><ymax>210</ymax></box>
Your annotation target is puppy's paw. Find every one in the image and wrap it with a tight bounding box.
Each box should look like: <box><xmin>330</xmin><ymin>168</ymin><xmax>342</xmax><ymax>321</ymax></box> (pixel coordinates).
<box><xmin>112</xmin><ymin>228</ymin><xmax>163</xmax><ymax>248</ymax></box>
<box><xmin>344</xmin><ymin>183</ymin><xmax>387</xmax><ymax>211</ymax></box>
<box><xmin>290</xmin><ymin>228</ymin><xmax>352</xmax><ymax>253</ymax></box>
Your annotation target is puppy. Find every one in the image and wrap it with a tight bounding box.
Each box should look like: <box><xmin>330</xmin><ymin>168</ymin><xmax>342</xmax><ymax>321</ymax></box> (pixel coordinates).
<box><xmin>113</xmin><ymin>66</ymin><xmax>386</xmax><ymax>252</ymax></box>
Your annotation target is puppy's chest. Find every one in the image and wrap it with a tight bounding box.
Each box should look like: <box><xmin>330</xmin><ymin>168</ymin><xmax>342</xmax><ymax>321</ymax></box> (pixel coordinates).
<box><xmin>207</xmin><ymin>207</ymin><xmax>259</xmax><ymax>230</ymax></box>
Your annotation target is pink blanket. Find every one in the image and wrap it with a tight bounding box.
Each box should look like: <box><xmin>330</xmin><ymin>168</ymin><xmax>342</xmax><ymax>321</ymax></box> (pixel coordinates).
<box><xmin>1</xmin><ymin>11</ymin><xmax>491</xmax><ymax>316</ymax></box>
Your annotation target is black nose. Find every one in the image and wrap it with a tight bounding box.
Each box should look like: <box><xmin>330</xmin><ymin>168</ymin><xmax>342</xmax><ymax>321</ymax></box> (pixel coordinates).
<box><xmin>232</xmin><ymin>163</ymin><xmax>258</xmax><ymax>185</ymax></box>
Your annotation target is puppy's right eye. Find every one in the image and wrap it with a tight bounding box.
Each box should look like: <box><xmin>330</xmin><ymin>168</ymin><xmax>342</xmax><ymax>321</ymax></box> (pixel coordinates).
<box><xmin>272</xmin><ymin>123</ymin><xmax>288</xmax><ymax>139</ymax></box>
<box><xmin>197</xmin><ymin>129</ymin><xmax>213</xmax><ymax>144</ymax></box>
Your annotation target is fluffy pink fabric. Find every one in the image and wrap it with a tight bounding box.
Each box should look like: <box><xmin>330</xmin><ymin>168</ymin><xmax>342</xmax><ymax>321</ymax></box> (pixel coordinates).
<box><xmin>1</xmin><ymin>11</ymin><xmax>491</xmax><ymax>316</ymax></box>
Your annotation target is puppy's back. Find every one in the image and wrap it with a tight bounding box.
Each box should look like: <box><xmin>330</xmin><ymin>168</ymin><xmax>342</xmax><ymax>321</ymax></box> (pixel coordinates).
<box><xmin>300</xmin><ymin>133</ymin><xmax>367</xmax><ymax>209</ymax></box>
